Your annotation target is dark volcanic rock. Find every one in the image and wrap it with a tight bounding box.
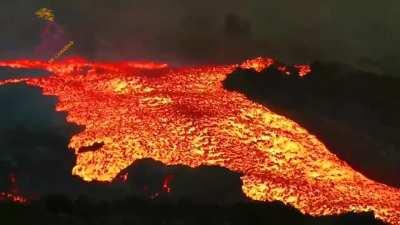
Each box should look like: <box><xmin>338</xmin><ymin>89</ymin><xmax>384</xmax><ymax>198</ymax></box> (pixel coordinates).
<box><xmin>0</xmin><ymin>196</ymin><xmax>388</xmax><ymax>225</ymax></box>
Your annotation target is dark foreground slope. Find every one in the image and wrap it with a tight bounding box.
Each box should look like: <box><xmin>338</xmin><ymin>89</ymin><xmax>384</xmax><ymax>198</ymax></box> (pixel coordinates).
<box><xmin>224</xmin><ymin>62</ymin><xmax>400</xmax><ymax>187</ymax></box>
<box><xmin>1</xmin><ymin>196</ymin><xmax>386</xmax><ymax>225</ymax></box>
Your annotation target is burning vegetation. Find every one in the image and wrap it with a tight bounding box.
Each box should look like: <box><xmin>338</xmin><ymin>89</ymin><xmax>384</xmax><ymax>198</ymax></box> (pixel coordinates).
<box><xmin>0</xmin><ymin>57</ymin><xmax>399</xmax><ymax>225</ymax></box>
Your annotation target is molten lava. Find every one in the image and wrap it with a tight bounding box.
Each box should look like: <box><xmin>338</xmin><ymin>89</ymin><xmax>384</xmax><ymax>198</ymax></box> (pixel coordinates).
<box><xmin>0</xmin><ymin>57</ymin><xmax>399</xmax><ymax>224</ymax></box>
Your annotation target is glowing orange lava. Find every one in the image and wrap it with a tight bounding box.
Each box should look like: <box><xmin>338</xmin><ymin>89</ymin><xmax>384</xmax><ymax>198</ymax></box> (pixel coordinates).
<box><xmin>240</xmin><ymin>57</ymin><xmax>275</xmax><ymax>72</ymax></box>
<box><xmin>0</xmin><ymin>57</ymin><xmax>399</xmax><ymax>224</ymax></box>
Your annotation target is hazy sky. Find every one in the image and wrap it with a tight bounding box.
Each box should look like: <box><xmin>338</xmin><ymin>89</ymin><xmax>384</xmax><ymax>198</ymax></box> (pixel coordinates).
<box><xmin>1</xmin><ymin>0</ymin><xmax>399</xmax><ymax>75</ymax></box>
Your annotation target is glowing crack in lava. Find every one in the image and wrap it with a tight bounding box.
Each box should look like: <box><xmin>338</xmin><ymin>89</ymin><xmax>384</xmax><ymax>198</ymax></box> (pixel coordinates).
<box><xmin>0</xmin><ymin>57</ymin><xmax>399</xmax><ymax>224</ymax></box>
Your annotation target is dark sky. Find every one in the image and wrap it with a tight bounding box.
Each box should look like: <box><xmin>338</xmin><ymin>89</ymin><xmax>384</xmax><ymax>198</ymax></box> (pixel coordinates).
<box><xmin>1</xmin><ymin>0</ymin><xmax>400</xmax><ymax>75</ymax></box>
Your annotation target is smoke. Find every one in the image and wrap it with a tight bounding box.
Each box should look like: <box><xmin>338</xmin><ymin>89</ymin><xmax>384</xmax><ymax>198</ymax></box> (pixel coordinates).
<box><xmin>35</xmin><ymin>22</ymin><xmax>69</xmax><ymax>59</ymax></box>
<box><xmin>1</xmin><ymin>0</ymin><xmax>400</xmax><ymax>74</ymax></box>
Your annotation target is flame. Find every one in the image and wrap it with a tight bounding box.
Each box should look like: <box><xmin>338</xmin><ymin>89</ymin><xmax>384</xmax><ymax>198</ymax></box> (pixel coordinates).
<box><xmin>0</xmin><ymin>192</ymin><xmax>28</xmax><ymax>204</ymax></box>
<box><xmin>0</xmin><ymin>57</ymin><xmax>399</xmax><ymax>224</ymax></box>
<box><xmin>0</xmin><ymin>174</ymin><xmax>29</xmax><ymax>204</ymax></box>
<box><xmin>119</xmin><ymin>172</ymin><xmax>129</xmax><ymax>182</ymax></box>
<box><xmin>294</xmin><ymin>64</ymin><xmax>312</xmax><ymax>77</ymax></box>
<box><xmin>162</xmin><ymin>175</ymin><xmax>174</xmax><ymax>193</ymax></box>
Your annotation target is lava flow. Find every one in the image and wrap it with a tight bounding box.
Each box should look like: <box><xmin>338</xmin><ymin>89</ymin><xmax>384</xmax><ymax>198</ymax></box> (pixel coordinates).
<box><xmin>0</xmin><ymin>57</ymin><xmax>399</xmax><ymax>224</ymax></box>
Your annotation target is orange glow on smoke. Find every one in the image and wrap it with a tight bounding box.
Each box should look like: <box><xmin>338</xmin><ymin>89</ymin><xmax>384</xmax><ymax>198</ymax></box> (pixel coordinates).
<box><xmin>0</xmin><ymin>57</ymin><xmax>399</xmax><ymax>224</ymax></box>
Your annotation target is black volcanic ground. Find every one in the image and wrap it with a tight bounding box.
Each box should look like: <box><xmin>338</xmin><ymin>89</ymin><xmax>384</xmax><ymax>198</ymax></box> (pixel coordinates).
<box><xmin>2</xmin><ymin>197</ymin><xmax>386</xmax><ymax>225</ymax></box>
